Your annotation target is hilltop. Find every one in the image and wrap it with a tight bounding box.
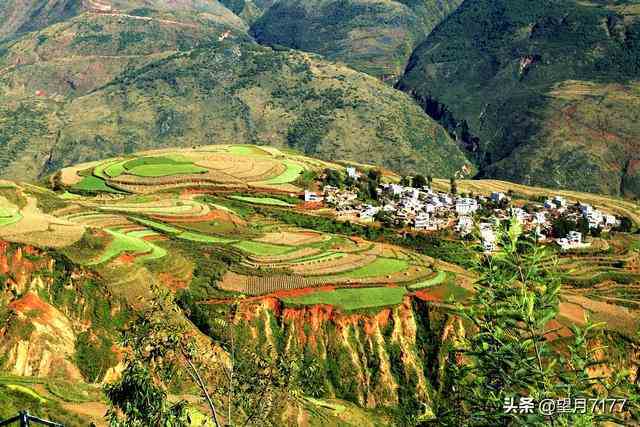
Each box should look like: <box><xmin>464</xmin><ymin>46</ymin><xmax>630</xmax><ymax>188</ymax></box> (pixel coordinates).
<box><xmin>399</xmin><ymin>0</ymin><xmax>640</xmax><ymax>198</ymax></box>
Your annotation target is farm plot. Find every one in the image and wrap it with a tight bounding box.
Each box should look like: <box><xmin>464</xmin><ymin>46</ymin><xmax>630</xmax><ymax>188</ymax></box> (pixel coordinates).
<box><xmin>229</xmin><ymin>195</ymin><xmax>293</xmax><ymax>207</ymax></box>
<box><xmin>130</xmin><ymin>217</ymin><xmax>237</xmax><ymax>244</ymax></box>
<box><xmin>282</xmin><ymin>287</ymin><xmax>407</xmax><ymax>311</ymax></box>
<box><xmin>85</xmin><ymin>229</ymin><xmax>166</xmax><ymax>265</ymax></box>
<box><xmin>337</xmin><ymin>257</ymin><xmax>409</xmax><ymax>279</ymax></box>
<box><xmin>97</xmin><ymin>199</ymin><xmax>209</xmax><ymax>217</ymax></box>
<box><xmin>0</xmin><ymin>196</ymin><xmax>85</xmax><ymax>248</ymax></box>
<box><xmin>247</xmin><ymin>247</ymin><xmax>322</xmax><ymax>263</ymax></box>
<box><xmin>232</xmin><ymin>240</ymin><xmax>295</xmax><ymax>256</ymax></box>
<box><xmin>71</xmin><ymin>176</ymin><xmax>122</xmax><ymax>194</ymax></box>
<box><xmin>257</xmin><ymin>160</ymin><xmax>304</xmax><ymax>185</ymax></box>
<box><xmin>407</xmin><ymin>271</ymin><xmax>450</xmax><ymax>290</ymax></box>
<box><xmin>0</xmin><ymin>198</ymin><xmax>21</xmax><ymax>227</ymax></box>
<box><xmin>290</xmin><ymin>253</ymin><xmax>376</xmax><ymax>276</ymax></box>
<box><xmin>255</xmin><ymin>230</ymin><xmax>327</xmax><ymax>246</ymax></box>
<box><xmin>219</xmin><ymin>271</ymin><xmax>328</xmax><ymax>294</ymax></box>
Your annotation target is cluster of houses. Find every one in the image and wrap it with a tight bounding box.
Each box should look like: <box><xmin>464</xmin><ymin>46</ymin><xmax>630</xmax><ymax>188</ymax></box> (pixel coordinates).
<box><xmin>305</xmin><ymin>181</ymin><xmax>621</xmax><ymax>253</ymax></box>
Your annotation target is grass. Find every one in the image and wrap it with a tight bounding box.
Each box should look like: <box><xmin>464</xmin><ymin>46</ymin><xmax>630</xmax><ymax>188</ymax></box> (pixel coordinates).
<box><xmin>338</xmin><ymin>257</ymin><xmax>409</xmax><ymax>279</ymax></box>
<box><xmin>260</xmin><ymin>160</ymin><xmax>304</xmax><ymax>185</ymax></box>
<box><xmin>127</xmin><ymin>163</ymin><xmax>208</xmax><ymax>177</ymax></box>
<box><xmin>71</xmin><ymin>176</ymin><xmax>122</xmax><ymax>194</ymax></box>
<box><xmin>407</xmin><ymin>271</ymin><xmax>448</xmax><ymax>290</ymax></box>
<box><xmin>5</xmin><ymin>384</ymin><xmax>47</xmax><ymax>403</ymax></box>
<box><xmin>229</xmin><ymin>195</ymin><xmax>294</xmax><ymax>207</ymax></box>
<box><xmin>0</xmin><ymin>206</ymin><xmax>21</xmax><ymax>227</ymax></box>
<box><xmin>232</xmin><ymin>240</ymin><xmax>294</xmax><ymax>255</ymax></box>
<box><xmin>282</xmin><ymin>287</ymin><xmax>407</xmax><ymax>311</ymax></box>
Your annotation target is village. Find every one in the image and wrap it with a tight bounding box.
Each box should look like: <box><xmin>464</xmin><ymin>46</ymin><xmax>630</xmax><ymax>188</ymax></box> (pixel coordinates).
<box><xmin>303</xmin><ymin>167</ymin><xmax>622</xmax><ymax>253</ymax></box>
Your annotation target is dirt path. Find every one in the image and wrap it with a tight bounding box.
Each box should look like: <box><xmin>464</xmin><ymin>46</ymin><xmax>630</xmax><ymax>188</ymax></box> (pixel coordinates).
<box><xmin>62</xmin><ymin>401</ymin><xmax>108</xmax><ymax>426</ymax></box>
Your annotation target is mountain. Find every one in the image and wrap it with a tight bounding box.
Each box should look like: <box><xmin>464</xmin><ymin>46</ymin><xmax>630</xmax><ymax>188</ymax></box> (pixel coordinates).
<box><xmin>251</xmin><ymin>0</ymin><xmax>464</xmax><ymax>82</ymax></box>
<box><xmin>0</xmin><ymin>0</ymin><xmax>245</xmax><ymax>41</ymax></box>
<box><xmin>0</xmin><ymin>6</ymin><xmax>470</xmax><ymax>181</ymax></box>
<box><xmin>398</xmin><ymin>0</ymin><xmax>640</xmax><ymax>198</ymax></box>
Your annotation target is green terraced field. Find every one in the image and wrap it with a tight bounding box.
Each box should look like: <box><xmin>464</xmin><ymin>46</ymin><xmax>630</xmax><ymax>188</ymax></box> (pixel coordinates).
<box><xmin>229</xmin><ymin>195</ymin><xmax>293</xmax><ymax>207</ymax></box>
<box><xmin>0</xmin><ymin>205</ymin><xmax>21</xmax><ymax>227</ymax></box>
<box><xmin>72</xmin><ymin>176</ymin><xmax>122</xmax><ymax>194</ymax></box>
<box><xmin>87</xmin><ymin>229</ymin><xmax>165</xmax><ymax>265</ymax></box>
<box><xmin>282</xmin><ymin>287</ymin><xmax>407</xmax><ymax>311</ymax></box>
<box><xmin>227</xmin><ymin>145</ymin><xmax>263</xmax><ymax>156</ymax></box>
<box><xmin>339</xmin><ymin>257</ymin><xmax>409</xmax><ymax>279</ymax></box>
<box><xmin>127</xmin><ymin>163</ymin><xmax>208</xmax><ymax>177</ymax></box>
<box><xmin>260</xmin><ymin>160</ymin><xmax>304</xmax><ymax>185</ymax></box>
<box><xmin>104</xmin><ymin>160</ymin><xmax>128</xmax><ymax>178</ymax></box>
<box><xmin>407</xmin><ymin>271</ymin><xmax>448</xmax><ymax>290</ymax></box>
<box><xmin>131</xmin><ymin>218</ymin><xmax>181</xmax><ymax>235</ymax></box>
<box><xmin>178</xmin><ymin>231</ymin><xmax>236</xmax><ymax>244</ymax></box>
<box><xmin>233</xmin><ymin>240</ymin><xmax>294</xmax><ymax>256</ymax></box>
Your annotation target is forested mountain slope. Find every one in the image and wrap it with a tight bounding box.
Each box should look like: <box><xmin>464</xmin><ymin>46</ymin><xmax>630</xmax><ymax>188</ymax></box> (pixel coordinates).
<box><xmin>251</xmin><ymin>0</ymin><xmax>464</xmax><ymax>81</ymax></box>
<box><xmin>399</xmin><ymin>0</ymin><xmax>640</xmax><ymax>198</ymax></box>
<box><xmin>0</xmin><ymin>1</ymin><xmax>470</xmax><ymax>181</ymax></box>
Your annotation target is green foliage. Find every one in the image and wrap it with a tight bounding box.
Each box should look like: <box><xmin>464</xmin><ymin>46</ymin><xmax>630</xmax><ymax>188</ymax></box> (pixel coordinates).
<box><xmin>105</xmin><ymin>361</ymin><xmax>190</xmax><ymax>427</ymax></box>
<box><xmin>429</xmin><ymin>220</ymin><xmax>640</xmax><ymax>425</ymax></box>
<box><xmin>0</xmin><ymin>384</ymin><xmax>85</xmax><ymax>426</ymax></box>
<box><xmin>323</xmin><ymin>168</ymin><xmax>344</xmax><ymax>188</ymax></box>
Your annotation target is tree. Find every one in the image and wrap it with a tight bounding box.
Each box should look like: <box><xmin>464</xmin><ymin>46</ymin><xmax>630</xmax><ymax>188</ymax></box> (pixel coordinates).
<box><xmin>614</xmin><ymin>216</ymin><xmax>633</xmax><ymax>233</ymax></box>
<box><xmin>413</xmin><ymin>175</ymin><xmax>427</xmax><ymax>189</ymax></box>
<box><xmin>428</xmin><ymin>220</ymin><xmax>640</xmax><ymax>426</ymax></box>
<box><xmin>367</xmin><ymin>168</ymin><xmax>381</xmax><ymax>183</ymax></box>
<box><xmin>323</xmin><ymin>168</ymin><xmax>343</xmax><ymax>188</ymax></box>
<box><xmin>450</xmin><ymin>177</ymin><xmax>457</xmax><ymax>195</ymax></box>
<box><xmin>401</xmin><ymin>176</ymin><xmax>412</xmax><ymax>186</ymax></box>
<box><xmin>105</xmin><ymin>288</ymin><xmax>305</xmax><ymax>426</ymax></box>
<box><xmin>427</xmin><ymin>175</ymin><xmax>433</xmax><ymax>189</ymax></box>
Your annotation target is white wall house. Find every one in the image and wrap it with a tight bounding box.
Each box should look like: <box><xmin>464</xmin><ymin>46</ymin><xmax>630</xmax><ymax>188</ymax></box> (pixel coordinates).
<box><xmin>455</xmin><ymin>198</ymin><xmax>479</xmax><ymax>216</ymax></box>
<box><xmin>346</xmin><ymin>167</ymin><xmax>360</xmax><ymax>180</ymax></box>
<box><xmin>456</xmin><ymin>216</ymin><xmax>474</xmax><ymax>235</ymax></box>
<box><xmin>413</xmin><ymin>213</ymin><xmax>432</xmax><ymax>230</ymax></box>
<box><xmin>304</xmin><ymin>190</ymin><xmax>322</xmax><ymax>202</ymax></box>
<box><xmin>491</xmin><ymin>192</ymin><xmax>507</xmax><ymax>203</ymax></box>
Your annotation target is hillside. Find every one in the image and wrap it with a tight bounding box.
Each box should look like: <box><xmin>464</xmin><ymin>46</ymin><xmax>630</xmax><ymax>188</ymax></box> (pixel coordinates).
<box><xmin>0</xmin><ymin>1</ymin><xmax>470</xmax><ymax>183</ymax></box>
<box><xmin>398</xmin><ymin>0</ymin><xmax>640</xmax><ymax>198</ymax></box>
<box><xmin>0</xmin><ymin>146</ymin><xmax>638</xmax><ymax>424</ymax></box>
<box><xmin>0</xmin><ymin>146</ymin><xmax>474</xmax><ymax>424</ymax></box>
<box><xmin>251</xmin><ymin>0</ymin><xmax>463</xmax><ymax>81</ymax></box>
<box><xmin>0</xmin><ymin>0</ymin><xmax>246</xmax><ymax>41</ymax></box>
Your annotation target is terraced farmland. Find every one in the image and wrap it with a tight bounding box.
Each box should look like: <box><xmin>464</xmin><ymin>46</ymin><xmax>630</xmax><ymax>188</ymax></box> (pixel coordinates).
<box><xmin>58</xmin><ymin>145</ymin><xmax>354</xmax><ymax>195</ymax></box>
<box><xmin>8</xmin><ymin>145</ymin><xmax>634</xmax><ymax>324</ymax></box>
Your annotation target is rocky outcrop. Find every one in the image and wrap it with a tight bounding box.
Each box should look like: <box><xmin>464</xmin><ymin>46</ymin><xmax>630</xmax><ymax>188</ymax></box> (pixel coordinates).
<box><xmin>0</xmin><ymin>240</ymin><xmax>125</xmax><ymax>383</ymax></box>
<box><xmin>1</xmin><ymin>292</ymin><xmax>83</xmax><ymax>380</ymax></box>
<box><xmin>235</xmin><ymin>296</ymin><xmax>459</xmax><ymax>414</ymax></box>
